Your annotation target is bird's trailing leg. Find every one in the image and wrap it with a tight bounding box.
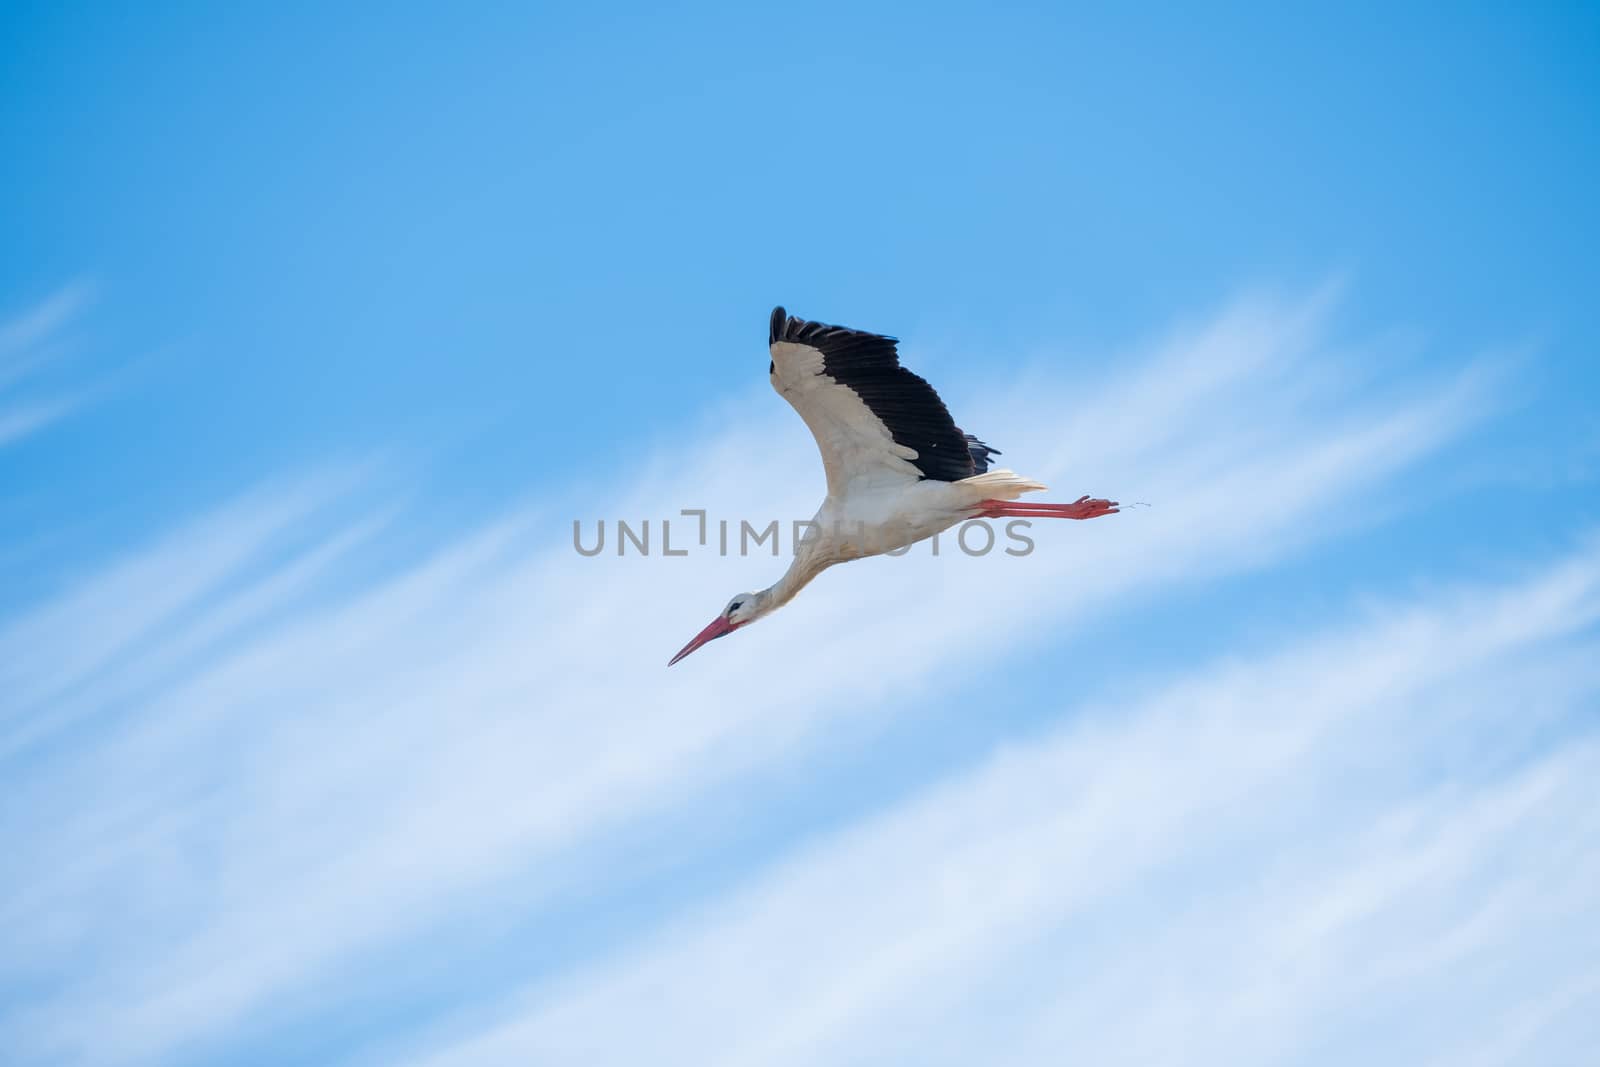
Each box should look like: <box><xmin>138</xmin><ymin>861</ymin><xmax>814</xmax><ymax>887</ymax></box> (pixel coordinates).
<box><xmin>973</xmin><ymin>495</ymin><xmax>1119</xmax><ymax>520</ymax></box>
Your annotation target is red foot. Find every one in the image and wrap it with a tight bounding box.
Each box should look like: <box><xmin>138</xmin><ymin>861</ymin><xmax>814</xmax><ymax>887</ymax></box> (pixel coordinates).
<box><xmin>974</xmin><ymin>495</ymin><xmax>1119</xmax><ymax>520</ymax></box>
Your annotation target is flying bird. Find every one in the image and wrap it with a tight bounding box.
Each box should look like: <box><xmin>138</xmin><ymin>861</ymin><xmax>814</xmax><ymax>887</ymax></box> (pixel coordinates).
<box><xmin>669</xmin><ymin>307</ymin><xmax>1118</xmax><ymax>666</ymax></box>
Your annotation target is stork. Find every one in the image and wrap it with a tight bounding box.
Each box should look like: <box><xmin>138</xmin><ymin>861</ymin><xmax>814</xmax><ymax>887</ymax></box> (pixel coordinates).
<box><xmin>668</xmin><ymin>307</ymin><xmax>1117</xmax><ymax>666</ymax></box>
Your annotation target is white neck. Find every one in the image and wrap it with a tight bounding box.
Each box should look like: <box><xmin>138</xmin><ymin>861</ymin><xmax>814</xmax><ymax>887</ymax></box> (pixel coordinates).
<box><xmin>755</xmin><ymin>549</ymin><xmax>834</xmax><ymax>618</ymax></box>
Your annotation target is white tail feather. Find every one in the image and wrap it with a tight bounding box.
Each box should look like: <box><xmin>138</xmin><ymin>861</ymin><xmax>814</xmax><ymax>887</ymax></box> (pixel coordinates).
<box><xmin>955</xmin><ymin>468</ymin><xmax>1048</xmax><ymax>500</ymax></box>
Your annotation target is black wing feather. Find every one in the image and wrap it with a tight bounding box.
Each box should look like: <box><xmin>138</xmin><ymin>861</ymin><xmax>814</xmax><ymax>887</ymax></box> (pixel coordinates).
<box><xmin>769</xmin><ymin>306</ymin><xmax>998</xmax><ymax>483</ymax></box>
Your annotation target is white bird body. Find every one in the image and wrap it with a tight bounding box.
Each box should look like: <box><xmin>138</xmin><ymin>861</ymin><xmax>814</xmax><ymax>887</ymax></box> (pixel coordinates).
<box><xmin>805</xmin><ymin>470</ymin><xmax>1044</xmax><ymax>563</ymax></box>
<box><xmin>668</xmin><ymin>307</ymin><xmax>1116</xmax><ymax>666</ymax></box>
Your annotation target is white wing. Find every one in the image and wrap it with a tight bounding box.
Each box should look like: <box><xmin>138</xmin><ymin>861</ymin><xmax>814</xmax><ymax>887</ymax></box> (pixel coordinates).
<box><xmin>767</xmin><ymin>307</ymin><xmax>998</xmax><ymax>500</ymax></box>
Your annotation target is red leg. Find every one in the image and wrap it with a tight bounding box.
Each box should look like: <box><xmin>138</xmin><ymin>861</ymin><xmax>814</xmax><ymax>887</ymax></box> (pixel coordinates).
<box><xmin>974</xmin><ymin>495</ymin><xmax>1119</xmax><ymax>520</ymax></box>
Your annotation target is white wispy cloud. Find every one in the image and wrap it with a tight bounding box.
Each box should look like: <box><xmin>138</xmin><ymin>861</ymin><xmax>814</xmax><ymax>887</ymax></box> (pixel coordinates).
<box><xmin>0</xmin><ymin>282</ymin><xmax>92</xmax><ymax>447</ymax></box>
<box><xmin>401</xmin><ymin>546</ymin><xmax>1600</xmax><ymax>1067</ymax></box>
<box><xmin>0</xmin><ymin>292</ymin><xmax>1547</xmax><ymax>1064</ymax></box>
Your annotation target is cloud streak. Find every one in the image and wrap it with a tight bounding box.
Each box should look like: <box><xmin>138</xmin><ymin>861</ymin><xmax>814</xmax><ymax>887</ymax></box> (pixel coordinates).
<box><xmin>403</xmin><ymin>545</ymin><xmax>1600</xmax><ymax>1067</ymax></box>
<box><xmin>0</xmin><ymin>292</ymin><xmax>1559</xmax><ymax>1065</ymax></box>
<box><xmin>0</xmin><ymin>283</ymin><xmax>91</xmax><ymax>448</ymax></box>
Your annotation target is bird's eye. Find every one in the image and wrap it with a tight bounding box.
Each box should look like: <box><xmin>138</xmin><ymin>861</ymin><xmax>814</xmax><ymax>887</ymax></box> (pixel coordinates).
<box><xmin>728</xmin><ymin>601</ymin><xmax>743</xmax><ymax>614</ymax></box>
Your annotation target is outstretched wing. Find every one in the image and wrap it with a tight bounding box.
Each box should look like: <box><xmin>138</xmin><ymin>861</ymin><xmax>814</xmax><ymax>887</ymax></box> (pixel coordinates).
<box><xmin>767</xmin><ymin>306</ymin><xmax>998</xmax><ymax>498</ymax></box>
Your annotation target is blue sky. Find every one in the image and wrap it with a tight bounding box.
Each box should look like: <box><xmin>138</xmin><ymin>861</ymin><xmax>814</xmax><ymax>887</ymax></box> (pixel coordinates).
<box><xmin>2</xmin><ymin>4</ymin><xmax>1598</xmax><ymax>1065</ymax></box>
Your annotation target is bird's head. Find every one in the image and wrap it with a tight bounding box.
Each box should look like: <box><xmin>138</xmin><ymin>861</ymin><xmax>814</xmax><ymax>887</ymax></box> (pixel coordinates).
<box><xmin>668</xmin><ymin>591</ymin><xmax>766</xmax><ymax>666</ymax></box>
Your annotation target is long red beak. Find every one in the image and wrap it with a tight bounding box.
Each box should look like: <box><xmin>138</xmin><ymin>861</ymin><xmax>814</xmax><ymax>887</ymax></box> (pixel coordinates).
<box><xmin>668</xmin><ymin>615</ymin><xmax>737</xmax><ymax>666</ymax></box>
